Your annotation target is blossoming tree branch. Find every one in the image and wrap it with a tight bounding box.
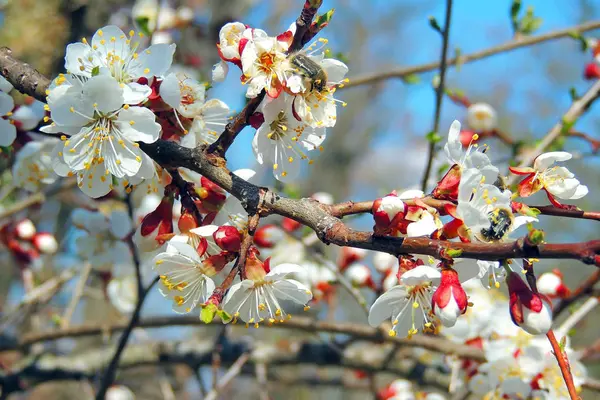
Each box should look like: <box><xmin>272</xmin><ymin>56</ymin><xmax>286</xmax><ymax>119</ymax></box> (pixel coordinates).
<box><xmin>0</xmin><ymin>0</ymin><xmax>600</xmax><ymax>399</ymax></box>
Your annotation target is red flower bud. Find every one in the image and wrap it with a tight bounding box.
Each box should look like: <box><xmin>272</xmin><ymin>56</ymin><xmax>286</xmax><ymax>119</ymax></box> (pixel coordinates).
<box><xmin>431</xmin><ymin>268</ymin><xmax>468</xmax><ymax>327</ymax></box>
<box><xmin>178</xmin><ymin>210</ymin><xmax>199</xmax><ymax>233</ymax></box>
<box><xmin>254</xmin><ymin>224</ymin><xmax>284</xmax><ymax>248</ymax></box>
<box><xmin>537</xmin><ymin>270</ymin><xmax>570</xmax><ymax>299</ymax></box>
<box><xmin>507</xmin><ymin>271</ymin><xmax>553</xmax><ymax>335</ymax></box>
<box><xmin>248</xmin><ymin>112</ymin><xmax>265</xmax><ymax>129</ymax></box>
<box><xmin>584</xmin><ymin>62</ymin><xmax>600</xmax><ymax>80</ymax></box>
<box><xmin>372</xmin><ymin>192</ymin><xmax>406</xmax><ymax>236</ymax></box>
<box><xmin>432</xmin><ymin>164</ymin><xmax>461</xmax><ymax>201</ymax></box>
<box><xmin>213</xmin><ymin>225</ymin><xmax>242</xmax><ymax>252</ymax></box>
<box><xmin>136</xmin><ymin>196</ymin><xmax>174</xmax><ymax>251</ymax></box>
<box><xmin>338</xmin><ymin>247</ymin><xmax>367</xmax><ymax>272</ymax></box>
<box><xmin>196</xmin><ymin>177</ymin><xmax>227</xmax><ymax>213</ymax></box>
<box><xmin>345</xmin><ymin>263</ymin><xmax>376</xmax><ymax>290</ymax></box>
<box><xmin>281</xmin><ymin>217</ymin><xmax>302</xmax><ymax>232</ymax></box>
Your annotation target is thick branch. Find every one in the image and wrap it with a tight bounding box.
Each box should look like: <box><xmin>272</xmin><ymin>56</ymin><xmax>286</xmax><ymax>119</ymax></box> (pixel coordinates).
<box><xmin>342</xmin><ymin>20</ymin><xmax>600</xmax><ymax>89</ymax></box>
<box><xmin>0</xmin><ymin>47</ymin><xmax>50</xmax><ymax>101</ymax></box>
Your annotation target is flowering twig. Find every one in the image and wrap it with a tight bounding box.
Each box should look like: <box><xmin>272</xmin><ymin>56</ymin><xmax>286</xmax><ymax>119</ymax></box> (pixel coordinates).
<box><xmin>341</xmin><ymin>20</ymin><xmax>600</xmax><ymax>89</ymax></box>
<box><xmin>421</xmin><ymin>0</ymin><xmax>454</xmax><ymax>192</ymax></box>
<box><xmin>546</xmin><ymin>329</ymin><xmax>580</xmax><ymax>400</ymax></box>
<box><xmin>205</xmin><ymin>353</ymin><xmax>251</xmax><ymax>400</ymax></box>
<box><xmin>94</xmin><ymin>276</ymin><xmax>159</xmax><ymax>400</ymax></box>
<box><xmin>568</xmin><ymin>130</ymin><xmax>600</xmax><ymax>153</ymax></box>
<box><xmin>206</xmin><ymin>0</ymin><xmax>322</xmax><ymax>157</ymax></box>
<box><xmin>527</xmin><ymin>204</ymin><xmax>600</xmax><ymax>222</ymax></box>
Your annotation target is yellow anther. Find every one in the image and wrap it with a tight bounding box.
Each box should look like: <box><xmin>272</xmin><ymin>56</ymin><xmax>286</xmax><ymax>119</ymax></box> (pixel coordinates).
<box><xmin>388</xmin><ymin>329</ymin><xmax>397</xmax><ymax>337</ymax></box>
<box><xmin>143</xmin><ymin>68</ymin><xmax>150</xmax><ymax>74</ymax></box>
<box><xmin>273</xmin><ymin>163</ymin><xmax>278</xmax><ymax>170</ymax></box>
<box><xmin>288</xmin><ymin>156</ymin><xmax>294</xmax><ymax>163</ymax></box>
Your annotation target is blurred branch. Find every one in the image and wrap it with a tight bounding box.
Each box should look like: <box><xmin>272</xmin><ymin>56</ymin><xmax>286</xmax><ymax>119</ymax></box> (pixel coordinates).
<box><xmin>0</xmin><ymin>178</ymin><xmax>77</xmax><ymax>222</ymax></box>
<box><xmin>13</xmin><ymin>315</ymin><xmax>485</xmax><ymax>360</ymax></box>
<box><xmin>342</xmin><ymin>20</ymin><xmax>600</xmax><ymax>89</ymax></box>
<box><xmin>60</xmin><ymin>262</ymin><xmax>92</xmax><ymax>329</ymax></box>
<box><xmin>554</xmin><ymin>270</ymin><xmax>600</xmax><ymax>316</ymax></box>
<box><xmin>205</xmin><ymin>353</ymin><xmax>250</xmax><ymax>400</ymax></box>
<box><xmin>508</xmin><ymin>79</ymin><xmax>600</xmax><ymax>184</ymax></box>
<box><xmin>95</xmin><ymin>276</ymin><xmax>159</xmax><ymax>399</ymax></box>
<box><xmin>421</xmin><ymin>0</ymin><xmax>454</xmax><ymax>192</ymax></box>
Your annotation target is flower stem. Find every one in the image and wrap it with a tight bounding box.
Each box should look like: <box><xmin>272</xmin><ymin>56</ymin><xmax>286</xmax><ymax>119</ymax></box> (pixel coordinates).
<box><xmin>546</xmin><ymin>329</ymin><xmax>580</xmax><ymax>400</ymax></box>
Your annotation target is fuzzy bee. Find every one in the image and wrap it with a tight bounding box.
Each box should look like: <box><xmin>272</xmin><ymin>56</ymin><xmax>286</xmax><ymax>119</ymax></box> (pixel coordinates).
<box><xmin>479</xmin><ymin>207</ymin><xmax>514</xmax><ymax>242</ymax></box>
<box><xmin>286</xmin><ymin>52</ymin><xmax>328</xmax><ymax>93</ymax></box>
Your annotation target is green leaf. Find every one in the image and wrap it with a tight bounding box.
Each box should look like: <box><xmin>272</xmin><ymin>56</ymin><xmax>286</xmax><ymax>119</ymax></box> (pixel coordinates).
<box><xmin>446</xmin><ymin>248</ymin><xmax>463</xmax><ymax>258</ymax></box>
<box><xmin>216</xmin><ymin>309</ymin><xmax>233</xmax><ymax>324</ymax></box>
<box><xmin>527</xmin><ymin>228</ymin><xmax>545</xmax><ymax>245</ymax></box>
<box><xmin>91</xmin><ymin>66</ymin><xmax>100</xmax><ymax>77</ymax></box>
<box><xmin>135</xmin><ymin>16</ymin><xmax>152</xmax><ymax>37</ymax></box>
<box><xmin>315</xmin><ymin>8</ymin><xmax>335</xmax><ymax>28</ymax></box>
<box><xmin>401</xmin><ymin>74</ymin><xmax>420</xmax><ymax>84</ymax></box>
<box><xmin>569</xmin><ymin>87</ymin><xmax>579</xmax><ymax>101</ymax></box>
<box><xmin>425</xmin><ymin>130</ymin><xmax>442</xmax><ymax>144</ymax></box>
<box><xmin>428</xmin><ymin>16</ymin><xmax>443</xmax><ymax>35</ymax></box>
<box><xmin>200</xmin><ymin>303</ymin><xmax>217</xmax><ymax>324</ymax></box>
<box><xmin>510</xmin><ymin>0</ymin><xmax>522</xmax><ymax>21</ymax></box>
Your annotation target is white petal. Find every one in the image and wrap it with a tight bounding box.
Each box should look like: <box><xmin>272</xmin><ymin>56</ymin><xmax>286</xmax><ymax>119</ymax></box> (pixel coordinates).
<box><xmin>444</xmin><ymin>120</ymin><xmax>463</xmax><ymax>163</ymax></box>
<box><xmin>266</xmin><ymin>263</ymin><xmax>304</xmax><ymax>281</ymax></box>
<box><xmin>398</xmin><ymin>189</ymin><xmax>425</xmax><ymax>199</ymax></box>
<box><xmin>159</xmin><ymin>73</ymin><xmax>183</xmax><ymax>109</ymax></box>
<box><xmin>368</xmin><ymin>285</ymin><xmax>408</xmax><ymax>327</ymax></box>
<box><xmin>163</xmin><ymin>241</ymin><xmax>202</xmax><ymax>263</ymax></box>
<box><xmin>233</xmin><ymin>168</ymin><xmax>256</xmax><ymax>182</ymax></box>
<box><xmin>0</xmin><ymin>76</ymin><xmax>13</xmax><ymax>92</ymax></box>
<box><xmin>571</xmin><ymin>184</ymin><xmax>588</xmax><ymax>199</ymax></box>
<box><xmin>11</xmin><ymin>103</ymin><xmax>44</xmax><ymax>130</ymax></box>
<box><xmin>271</xmin><ymin>279</ymin><xmax>312</xmax><ymax>304</ymax></box>
<box><xmin>453</xmin><ymin>259</ymin><xmax>482</xmax><ymax>282</ymax></box>
<box><xmin>188</xmin><ymin>225</ymin><xmax>219</xmax><ymax>237</ymax></box>
<box><xmin>64</xmin><ymin>42</ymin><xmax>93</xmax><ymax>76</ymax></box>
<box><xmin>109</xmin><ymin>210</ymin><xmax>133</xmax><ymax>239</ymax></box>
<box><xmin>133</xmin><ymin>43</ymin><xmax>176</xmax><ymax>78</ymax></box>
<box><xmin>400</xmin><ymin>265</ymin><xmax>441</xmax><ymax>286</ymax></box>
<box><xmin>0</xmin><ymin>119</ymin><xmax>16</xmax><ymax>146</ymax></box>
<box><xmin>0</xmin><ymin>91</ymin><xmax>14</xmax><ymax>116</ymax></box>
<box><xmin>77</xmin><ymin>162</ymin><xmax>112</xmax><ymax>198</ymax></box>
<box><xmin>83</xmin><ymin>75</ymin><xmax>124</xmax><ymax>113</ymax></box>
<box><xmin>123</xmin><ymin>82</ymin><xmax>152</xmax><ymax>104</ymax></box>
<box><xmin>320</xmin><ymin>58</ymin><xmax>348</xmax><ymax>83</ymax></box>
<box><xmin>212</xmin><ymin>61</ymin><xmax>229</xmax><ymax>82</ymax></box>
<box><xmin>534</xmin><ymin>151</ymin><xmax>572</xmax><ymax>171</ymax></box>
<box><xmin>116</xmin><ymin>106</ymin><xmax>161</xmax><ymax>143</ymax></box>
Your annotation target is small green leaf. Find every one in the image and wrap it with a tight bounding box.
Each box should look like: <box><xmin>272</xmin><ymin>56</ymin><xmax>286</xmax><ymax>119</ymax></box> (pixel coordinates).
<box><xmin>135</xmin><ymin>16</ymin><xmax>152</xmax><ymax>37</ymax></box>
<box><xmin>315</xmin><ymin>8</ymin><xmax>335</xmax><ymax>28</ymax></box>
<box><xmin>200</xmin><ymin>303</ymin><xmax>217</xmax><ymax>324</ymax></box>
<box><xmin>510</xmin><ymin>0</ymin><xmax>522</xmax><ymax>21</ymax></box>
<box><xmin>426</xmin><ymin>130</ymin><xmax>442</xmax><ymax>144</ymax></box>
<box><xmin>567</xmin><ymin>328</ymin><xmax>577</xmax><ymax>337</ymax></box>
<box><xmin>446</xmin><ymin>248</ymin><xmax>463</xmax><ymax>258</ymax></box>
<box><xmin>216</xmin><ymin>309</ymin><xmax>233</xmax><ymax>324</ymax></box>
<box><xmin>401</xmin><ymin>74</ymin><xmax>420</xmax><ymax>84</ymax></box>
<box><xmin>569</xmin><ymin>87</ymin><xmax>579</xmax><ymax>101</ymax></box>
<box><xmin>91</xmin><ymin>66</ymin><xmax>100</xmax><ymax>77</ymax></box>
<box><xmin>428</xmin><ymin>16</ymin><xmax>443</xmax><ymax>34</ymax></box>
<box><xmin>527</xmin><ymin>228</ymin><xmax>545</xmax><ymax>245</ymax></box>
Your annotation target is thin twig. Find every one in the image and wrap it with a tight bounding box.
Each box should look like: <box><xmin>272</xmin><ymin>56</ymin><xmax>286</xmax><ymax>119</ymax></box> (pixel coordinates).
<box><xmin>508</xmin><ymin>79</ymin><xmax>600</xmax><ymax>184</ymax></box>
<box><xmin>342</xmin><ymin>20</ymin><xmax>600</xmax><ymax>89</ymax></box>
<box><xmin>554</xmin><ymin>269</ymin><xmax>600</xmax><ymax>316</ymax></box>
<box><xmin>61</xmin><ymin>262</ymin><xmax>92</xmax><ymax>329</ymax></box>
<box><xmin>546</xmin><ymin>330</ymin><xmax>579</xmax><ymax>400</ymax></box>
<box><xmin>205</xmin><ymin>353</ymin><xmax>251</xmax><ymax>400</ymax></box>
<box><xmin>255</xmin><ymin>362</ymin><xmax>269</xmax><ymax>400</ymax></box>
<box><xmin>421</xmin><ymin>0</ymin><xmax>454</xmax><ymax>192</ymax></box>
<box><xmin>94</xmin><ymin>276</ymin><xmax>159</xmax><ymax>400</ymax></box>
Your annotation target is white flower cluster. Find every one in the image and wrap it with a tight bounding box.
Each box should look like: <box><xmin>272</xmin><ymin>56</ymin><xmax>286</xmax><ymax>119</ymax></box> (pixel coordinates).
<box><xmin>214</xmin><ymin>22</ymin><xmax>349</xmax><ymax>181</ymax></box>
<box><xmin>443</xmin><ymin>280</ymin><xmax>587</xmax><ymax>400</ymax></box>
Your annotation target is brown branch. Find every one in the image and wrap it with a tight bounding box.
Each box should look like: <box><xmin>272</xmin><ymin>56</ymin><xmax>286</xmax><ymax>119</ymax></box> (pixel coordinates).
<box><xmin>546</xmin><ymin>330</ymin><xmax>579</xmax><ymax>400</ymax></box>
<box><xmin>0</xmin><ymin>47</ymin><xmax>50</xmax><ymax>101</ymax></box>
<box><xmin>529</xmin><ymin>205</ymin><xmax>600</xmax><ymax>222</ymax></box>
<box><xmin>342</xmin><ymin>20</ymin><xmax>600</xmax><ymax>89</ymax></box>
<box><xmin>508</xmin><ymin>79</ymin><xmax>600</xmax><ymax>183</ymax></box>
<box><xmin>554</xmin><ymin>269</ymin><xmax>600</xmax><ymax>316</ymax></box>
<box><xmin>568</xmin><ymin>130</ymin><xmax>600</xmax><ymax>153</ymax></box>
<box><xmin>140</xmin><ymin>139</ymin><xmax>600</xmax><ymax>265</ymax></box>
<box><xmin>421</xmin><ymin>0</ymin><xmax>454</xmax><ymax>192</ymax></box>
<box><xmin>13</xmin><ymin>315</ymin><xmax>485</xmax><ymax>361</ymax></box>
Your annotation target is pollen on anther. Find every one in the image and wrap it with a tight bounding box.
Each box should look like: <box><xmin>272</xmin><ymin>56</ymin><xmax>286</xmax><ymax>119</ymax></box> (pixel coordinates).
<box><xmin>143</xmin><ymin>68</ymin><xmax>150</xmax><ymax>74</ymax></box>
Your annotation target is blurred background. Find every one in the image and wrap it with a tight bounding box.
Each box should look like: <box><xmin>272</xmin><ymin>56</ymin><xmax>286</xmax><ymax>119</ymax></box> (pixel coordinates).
<box><xmin>0</xmin><ymin>0</ymin><xmax>599</xmax><ymax>398</ymax></box>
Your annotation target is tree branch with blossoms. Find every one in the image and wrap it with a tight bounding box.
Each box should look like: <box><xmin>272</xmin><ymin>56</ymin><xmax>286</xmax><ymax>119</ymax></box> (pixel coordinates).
<box><xmin>1</xmin><ymin>1</ymin><xmax>600</xmax><ymax>399</ymax></box>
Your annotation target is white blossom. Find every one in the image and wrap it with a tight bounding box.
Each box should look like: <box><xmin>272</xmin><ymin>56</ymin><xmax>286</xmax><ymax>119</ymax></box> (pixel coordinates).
<box><xmin>0</xmin><ymin>91</ymin><xmax>16</xmax><ymax>147</ymax></box>
<box><xmin>466</xmin><ymin>102</ymin><xmax>497</xmax><ymax>132</ymax></box>
<box><xmin>12</xmin><ymin>139</ymin><xmax>59</xmax><ymax>192</ymax></box>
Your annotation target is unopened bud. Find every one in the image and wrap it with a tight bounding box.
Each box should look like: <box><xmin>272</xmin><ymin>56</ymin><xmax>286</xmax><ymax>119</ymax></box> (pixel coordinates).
<box><xmin>254</xmin><ymin>224</ymin><xmax>285</xmax><ymax>248</ymax></box>
<box><xmin>431</xmin><ymin>268</ymin><xmax>468</xmax><ymax>327</ymax></box>
<box><xmin>213</xmin><ymin>225</ymin><xmax>242</xmax><ymax>252</ymax></box>
<box><xmin>507</xmin><ymin>271</ymin><xmax>553</xmax><ymax>335</ymax></box>
<box><xmin>338</xmin><ymin>247</ymin><xmax>367</xmax><ymax>271</ymax></box>
<box><xmin>32</xmin><ymin>232</ymin><xmax>58</xmax><ymax>254</ymax></box>
<box><xmin>15</xmin><ymin>219</ymin><xmax>36</xmax><ymax>239</ymax></box>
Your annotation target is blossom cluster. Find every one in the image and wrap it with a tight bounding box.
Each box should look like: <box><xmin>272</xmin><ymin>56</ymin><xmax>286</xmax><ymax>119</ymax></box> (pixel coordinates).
<box><xmin>214</xmin><ymin>22</ymin><xmax>348</xmax><ymax>181</ymax></box>
<box><xmin>366</xmin><ymin>119</ymin><xmax>588</xmax><ymax>341</ymax></box>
